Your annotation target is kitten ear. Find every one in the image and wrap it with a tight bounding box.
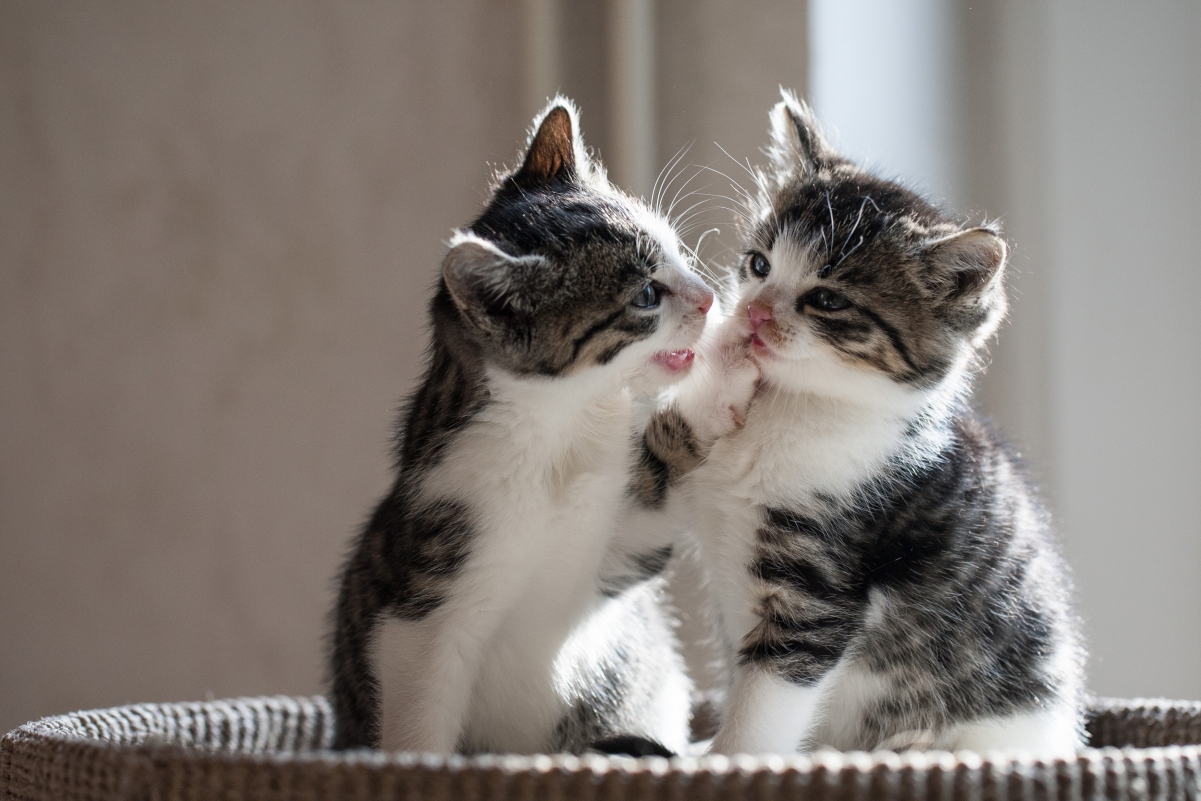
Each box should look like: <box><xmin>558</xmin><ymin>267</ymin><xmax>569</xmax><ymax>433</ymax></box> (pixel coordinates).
<box><xmin>923</xmin><ymin>227</ymin><xmax>1008</xmax><ymax>300</ymax></box>
<box><xmin>768</xmin><ymin>88</ymin><xmax>835</xmax><ymax>176</ymax></box>
<box><xmin>442</xmin><ymin>234</ymin><xmax>541</xmax><ymax>319</ymax></box>
<box><xmin>513</xmin><ymin>98</ymin><xmax>590</xmax><ymax>187</ymax></box>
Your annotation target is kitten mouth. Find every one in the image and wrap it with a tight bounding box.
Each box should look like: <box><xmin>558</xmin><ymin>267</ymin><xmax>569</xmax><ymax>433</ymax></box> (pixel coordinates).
<box><xmin>653</xmin><ymin>349</ymin><xmax>696</xmax><ymax>372</ymax></box>
<box><xmin>751</xmin><ymin>333</ymin><xmax>772</xmax><ymax>355</ymax></box>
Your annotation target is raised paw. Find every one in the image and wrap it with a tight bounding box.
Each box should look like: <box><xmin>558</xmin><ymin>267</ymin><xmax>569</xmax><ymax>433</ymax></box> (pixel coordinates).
<box><xmin>682</xmin><ymin>337</ymin><xmax>760</xmax><ymax>443</ymax></box>
<box><xmin>709</xmin><ymin>341</ymin><xmax>760</xmax><ymax>438</ymax></box>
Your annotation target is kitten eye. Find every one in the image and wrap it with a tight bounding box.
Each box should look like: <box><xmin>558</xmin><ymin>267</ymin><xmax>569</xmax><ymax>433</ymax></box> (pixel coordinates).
<box><xmin>749</xmin><ymin>252</ymin><xmax>771</xmax><ymax>278</ymax></box>
<box><xmin>803</xmin><ymin>287</ymin><xmax>852</xmax><ymax>311</ymax></box>
<box><xmin>631</xmin><ymin>283</ymin><xmax>660</xmax><ymax>309</ymax></box>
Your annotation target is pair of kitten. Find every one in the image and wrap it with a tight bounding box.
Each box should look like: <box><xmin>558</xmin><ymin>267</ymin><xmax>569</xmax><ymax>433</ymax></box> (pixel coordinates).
<box><xmin>330</xmin><ymin>92</ymin><xmax>1085</xmax><ymax>756</ymax></box>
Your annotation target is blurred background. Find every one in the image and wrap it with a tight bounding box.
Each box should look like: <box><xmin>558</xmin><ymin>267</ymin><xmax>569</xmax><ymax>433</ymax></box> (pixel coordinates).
<box><xmin>2</xmin><ymin>0</ymin><xmax>1198</xmax><ymax>734</ymax></box>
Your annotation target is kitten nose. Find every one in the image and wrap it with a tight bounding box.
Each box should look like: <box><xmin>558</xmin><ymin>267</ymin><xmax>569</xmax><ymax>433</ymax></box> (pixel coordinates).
<box><xmin>697</xmin><ymin>289</ymin><xmax>714</xmax><ymax>315</ymax></box>
<box><xmin>748</xmin><ymin>301</ymin><xmax>773</xmax><ymax>332</ymax></box>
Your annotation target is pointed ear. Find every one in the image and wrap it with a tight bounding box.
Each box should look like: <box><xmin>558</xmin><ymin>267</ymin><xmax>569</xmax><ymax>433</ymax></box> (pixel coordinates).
<box><xmin>768</xmin><ymin>88</ymin><xmax>836</xmax><ymax>176</ymax></box>
<box><xmin>513</xmin><ymin>99</ymin><xmax>588</xmax><ymax>187</ymax></box>
<box><xmin>442</xmin><ymin>234</ymin><xmax>541</xmax><ymax>319</ymax></box>
<box><xmin>924</xmin><ymin>228</ymin><xmax>1008</xmax><ymax>300</ymax></box>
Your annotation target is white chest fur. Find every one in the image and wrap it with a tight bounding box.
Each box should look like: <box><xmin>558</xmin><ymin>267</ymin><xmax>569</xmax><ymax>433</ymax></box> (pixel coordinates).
<box><xmin>375</xmin><ymin>369</ymin><xmax>644</xmax><ymax>753</ymax></box>
<box><xmin>686</xmin><ymin>386</ymin><xmax>920</xmax><ymax>647</ymax></box>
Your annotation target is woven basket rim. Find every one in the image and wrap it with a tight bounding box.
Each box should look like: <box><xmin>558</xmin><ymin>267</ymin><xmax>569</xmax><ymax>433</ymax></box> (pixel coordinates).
<box><xmin>8</xmin><ymin>735</ymin><xmax>1201</xmax><ymax>775</ymax></box>
<box><xmin>7</xmin><ymin>696</ymin><xmax>1201</xmax><ymax>801</ymax></box>
<box><xmin>5</xmin><ymin>694</ymin><xmax>1201</xmax><ymax>773</ymax></box>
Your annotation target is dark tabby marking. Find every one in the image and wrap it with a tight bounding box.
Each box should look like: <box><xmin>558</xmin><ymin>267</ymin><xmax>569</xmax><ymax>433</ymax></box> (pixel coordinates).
<box><xmin>627</xmin><ymin>405</ymin><xmax>703</xmax><ymax>508</ymax></box>
<box><xmin>743</xmin><ymin>412</ymin><xmax>1067</xmax><ymax>744</ymax></box>
<box><xmin>599</xmin><ymin>544</ymin><xmax>674</xmax><ymax>598</ymax></box>
<box><xmin>330</xmin><ymin>342</ymin><xmax>487</xmax><ymax>749</ymax></box>
<box><xmin>590</xmin><ymin>735</ymin><xmax>677</xmax><ymax>758</ymax></box>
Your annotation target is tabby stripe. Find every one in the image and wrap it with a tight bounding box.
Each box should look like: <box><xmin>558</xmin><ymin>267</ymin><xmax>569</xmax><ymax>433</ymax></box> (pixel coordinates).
<box><xmin>856</xmin><ymin>306</ymin><xmax>922</xmax><ymax>377</ymax></box>
<box><xmin>570</xmin><ymin>308</ymin><xmax>628</xmax><ymax>363</ymax></box>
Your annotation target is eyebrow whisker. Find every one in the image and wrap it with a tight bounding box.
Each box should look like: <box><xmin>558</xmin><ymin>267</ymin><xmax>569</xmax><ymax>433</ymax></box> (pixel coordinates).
<box><xmin>825</xmin><ymin>190</ymin><xmax>836</xmax><ymax>257</ymax></box>
<box><xmin>840</xmin><ymin>196</ymin><xmax>871</xmax><ymax>257</ymax></box>
<box><xmin>836</xmin><ymin>234</ymin><xmax>864</xmax><ymax>267</ymax></box>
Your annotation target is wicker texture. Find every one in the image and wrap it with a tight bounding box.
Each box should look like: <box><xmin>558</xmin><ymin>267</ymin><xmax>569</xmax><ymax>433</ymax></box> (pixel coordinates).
<box><xmin>4</xmin><ymin>696</ymin><xmax>1201</xmax><ymax>801</ymax></box>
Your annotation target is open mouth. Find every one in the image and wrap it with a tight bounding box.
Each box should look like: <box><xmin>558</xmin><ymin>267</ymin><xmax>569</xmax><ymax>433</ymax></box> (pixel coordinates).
<box><xmin>652</xmin><ymin>349</ymin><xmax>695</xmax><ymax>372</ymax></box>
<box><xmin>751</xmin><ymin>333</ymin><xmax>774</xmax><ymax>357</ymax></box>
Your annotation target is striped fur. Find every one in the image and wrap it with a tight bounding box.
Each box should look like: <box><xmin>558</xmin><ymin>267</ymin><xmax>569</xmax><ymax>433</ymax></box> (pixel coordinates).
<box><xmin>330</xmin><ymin>99</ymin><xmax>713</xmax><ymax>754</ymax></box>
<box><xmin>664</xmin><ymin>92</ymin><xmax>1085</xmax><ymax>755</ymax></box>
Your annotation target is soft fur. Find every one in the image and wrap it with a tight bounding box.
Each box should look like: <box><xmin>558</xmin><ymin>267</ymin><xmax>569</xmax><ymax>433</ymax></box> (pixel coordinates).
<box><xmin>330</xmin><ymin>99</ymin><xmax>715</xmax><ymax>754</ymax></box>
<box><xmin>665</xmin><ymin>91</ymin><xmax>1085</xmax><ymax>755</ymax></box>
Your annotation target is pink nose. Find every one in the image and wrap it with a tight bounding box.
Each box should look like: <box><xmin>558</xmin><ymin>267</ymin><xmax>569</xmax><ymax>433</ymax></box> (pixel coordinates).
<box><xmin>697</xmin><ymin>289</ymin><xmax>714</xmax><ymax>315</ymax></box>
<box><xmin>749</xmin><ymin>301</ymin><xmax>773</xmax><ymax>332</ymax></box>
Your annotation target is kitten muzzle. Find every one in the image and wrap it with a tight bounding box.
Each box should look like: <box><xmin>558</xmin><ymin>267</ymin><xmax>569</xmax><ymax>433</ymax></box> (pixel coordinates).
<box><xmin>751</xmin><ymin>333</ymin><xmax>776</xmax><ymax>358</ymax></box>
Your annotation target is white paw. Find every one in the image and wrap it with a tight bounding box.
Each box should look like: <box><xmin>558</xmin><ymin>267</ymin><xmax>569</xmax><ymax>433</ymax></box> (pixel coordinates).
<box><xmin>689</xmin><ymin>339</ymin><xmax>760</xmax><ymax>442</ymax></box>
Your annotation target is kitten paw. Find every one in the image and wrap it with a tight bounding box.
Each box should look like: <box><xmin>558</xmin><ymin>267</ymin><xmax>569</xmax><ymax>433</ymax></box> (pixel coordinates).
<box><xmin>689</xmin><ymin>339</ymin><xmax>760</xmax><ymax>442</ymax></box>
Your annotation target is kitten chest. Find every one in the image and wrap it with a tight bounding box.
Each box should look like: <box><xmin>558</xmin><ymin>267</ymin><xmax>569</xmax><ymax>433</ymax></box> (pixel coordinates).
<box><xmin>687</xmin><ymin>393</ymin><xmax>913</xmax><ymax>647</ymax></box>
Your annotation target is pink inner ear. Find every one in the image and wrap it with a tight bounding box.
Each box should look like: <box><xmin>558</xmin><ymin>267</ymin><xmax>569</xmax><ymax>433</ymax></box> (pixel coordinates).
<box><xmin>519</xmin><ymin>107</ymin><xmax>576</xmax><ymax>184</ymax></box>
<box><xmin>930</xmin><ymin>230</ymin><xmax>1006</xmax><ymax>298</ymax></box>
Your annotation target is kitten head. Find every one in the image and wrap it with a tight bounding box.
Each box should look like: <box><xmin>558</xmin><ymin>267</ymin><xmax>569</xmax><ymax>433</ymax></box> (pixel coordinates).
<box><xmin>435</xmin><ymin>98</ymin><xmax>713</xmax><ymax>389</ymax></box>
<box><xmin>732</xmin><ymin>90</ymin><xmax>1007</xmax><ymax>407</ymax></box>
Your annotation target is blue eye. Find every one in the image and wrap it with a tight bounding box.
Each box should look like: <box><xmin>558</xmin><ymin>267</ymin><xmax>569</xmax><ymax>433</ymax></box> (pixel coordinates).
<box><xmin>749</xmin><ymin>252</ymin><xmax>771</xmax><ymax>278</ymax></box>
<box><xmin>631</xmin><ymin>283</ymin><xmax>660</xmax><ymax>309</ymax></box>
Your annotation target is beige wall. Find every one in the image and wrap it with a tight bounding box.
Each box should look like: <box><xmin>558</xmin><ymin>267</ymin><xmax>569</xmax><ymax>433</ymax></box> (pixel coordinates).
<box><xmin>0</xmin><ymin>0</ymin><xmax>812</xmax><ymax>734</ymax></box>
<box><xmin>965</xmin><ymin>0</ymin><xmax>1201</xmax><ymax>699</ymax></box>
<box><xmin>0</xmin><ymin>1</ymin><xmax>525</xmax><ymax>733</ymax></box>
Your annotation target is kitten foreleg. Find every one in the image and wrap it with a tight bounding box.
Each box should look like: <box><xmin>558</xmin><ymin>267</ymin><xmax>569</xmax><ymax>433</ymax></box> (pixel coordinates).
<box><xmin>709</xmin><ymin>666</ymin><xmax>824</xmax><ymax>755</ymax></box>
<box><xmin>374</xmin><ymin>614</ymin><xmax>474</xmax><ymax>752</ymax></box>
<box><xmin>375</xmin><ymin>594</ymin><xmax>513</xmax><ymax>753</ymax></box>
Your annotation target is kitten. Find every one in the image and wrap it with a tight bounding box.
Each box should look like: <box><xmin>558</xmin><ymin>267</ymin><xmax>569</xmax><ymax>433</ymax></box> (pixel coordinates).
<box><xmin>330</xmin><ymin>99</ymin><xmax>716</xmax><ymax>755</ymax></box>
<box><xmin>663</xmin><ymin>92</ymin><xmax>1085</xmax><ymax>754</ymax></box>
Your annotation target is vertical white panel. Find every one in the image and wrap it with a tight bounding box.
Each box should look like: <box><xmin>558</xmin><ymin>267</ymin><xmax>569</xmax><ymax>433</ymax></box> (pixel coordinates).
<box><xmin>809</xmin><ymin>0</ymin><xmax>962</xmax><ymax>206</ymax></box>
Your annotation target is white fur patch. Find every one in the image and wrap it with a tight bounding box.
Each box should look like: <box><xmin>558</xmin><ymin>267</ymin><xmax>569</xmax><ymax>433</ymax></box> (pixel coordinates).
<box><xmin>710</xmin><ymin>668</ymin><xmax>824</xmax><ymax>754</ymax></box>
<box><xmin>375</xmin><ymin>228</ymin><xmax>708</xmax><ymax>752</ymax></box>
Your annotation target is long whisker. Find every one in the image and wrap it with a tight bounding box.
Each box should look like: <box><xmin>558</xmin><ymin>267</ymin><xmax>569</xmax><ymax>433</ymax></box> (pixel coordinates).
<box><xmin>696</xmin><ymin>163</ymin><xmax>749</xmax><ymax>205</ymax></box>
<box><xmin>696</xmin><ymin>192</ymin><xmax>757</xmax><ymax>221</ymax></box>
<box><xmin>672</xmin><ymin>198</ymin><xmax>721</xmax><ymax>228</ymax></box>
<box><xmin>653</xmin><ymin>142</ymin><xmax>689</xmax><ymax>211</ymax></box>
<box><xmin>714</xmin><ymin>142</ymin><xmax>759</xmax><ymax>183</ymax></box>
<box><xmin>667</xmin><ymin>190</ymin><xmax>718</xmax><ymax>222</ymax></box>
<box><xmin>694</xmin><ymin>227</ymin><xmax>722</xmax><ymax>256</ymax></box>
<box><xmin>653</xmin><ymin>142</ymin><xmax>694</xmax><ymax>215</ymax></box>
<box><xmin>715</xmin><ymin>142</ymin><xmax>775</xmax><ymax>208</ymax></box>
<box><xmin>666</xmin><ymin>169</ymin><xmax>708</xmax><ymax>221</ymax></box>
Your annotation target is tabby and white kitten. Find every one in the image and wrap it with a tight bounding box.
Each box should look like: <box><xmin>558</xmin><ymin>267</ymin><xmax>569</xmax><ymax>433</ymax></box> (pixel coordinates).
<box><xmin>330</xmin><ymin>99</ymin><xmax>716</xmax><ymax>755</ymax></box>
<box><xmin>668</xmin><ymin>93</ymin><xmax>1085</xmax><ymax>754</ymax></box>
